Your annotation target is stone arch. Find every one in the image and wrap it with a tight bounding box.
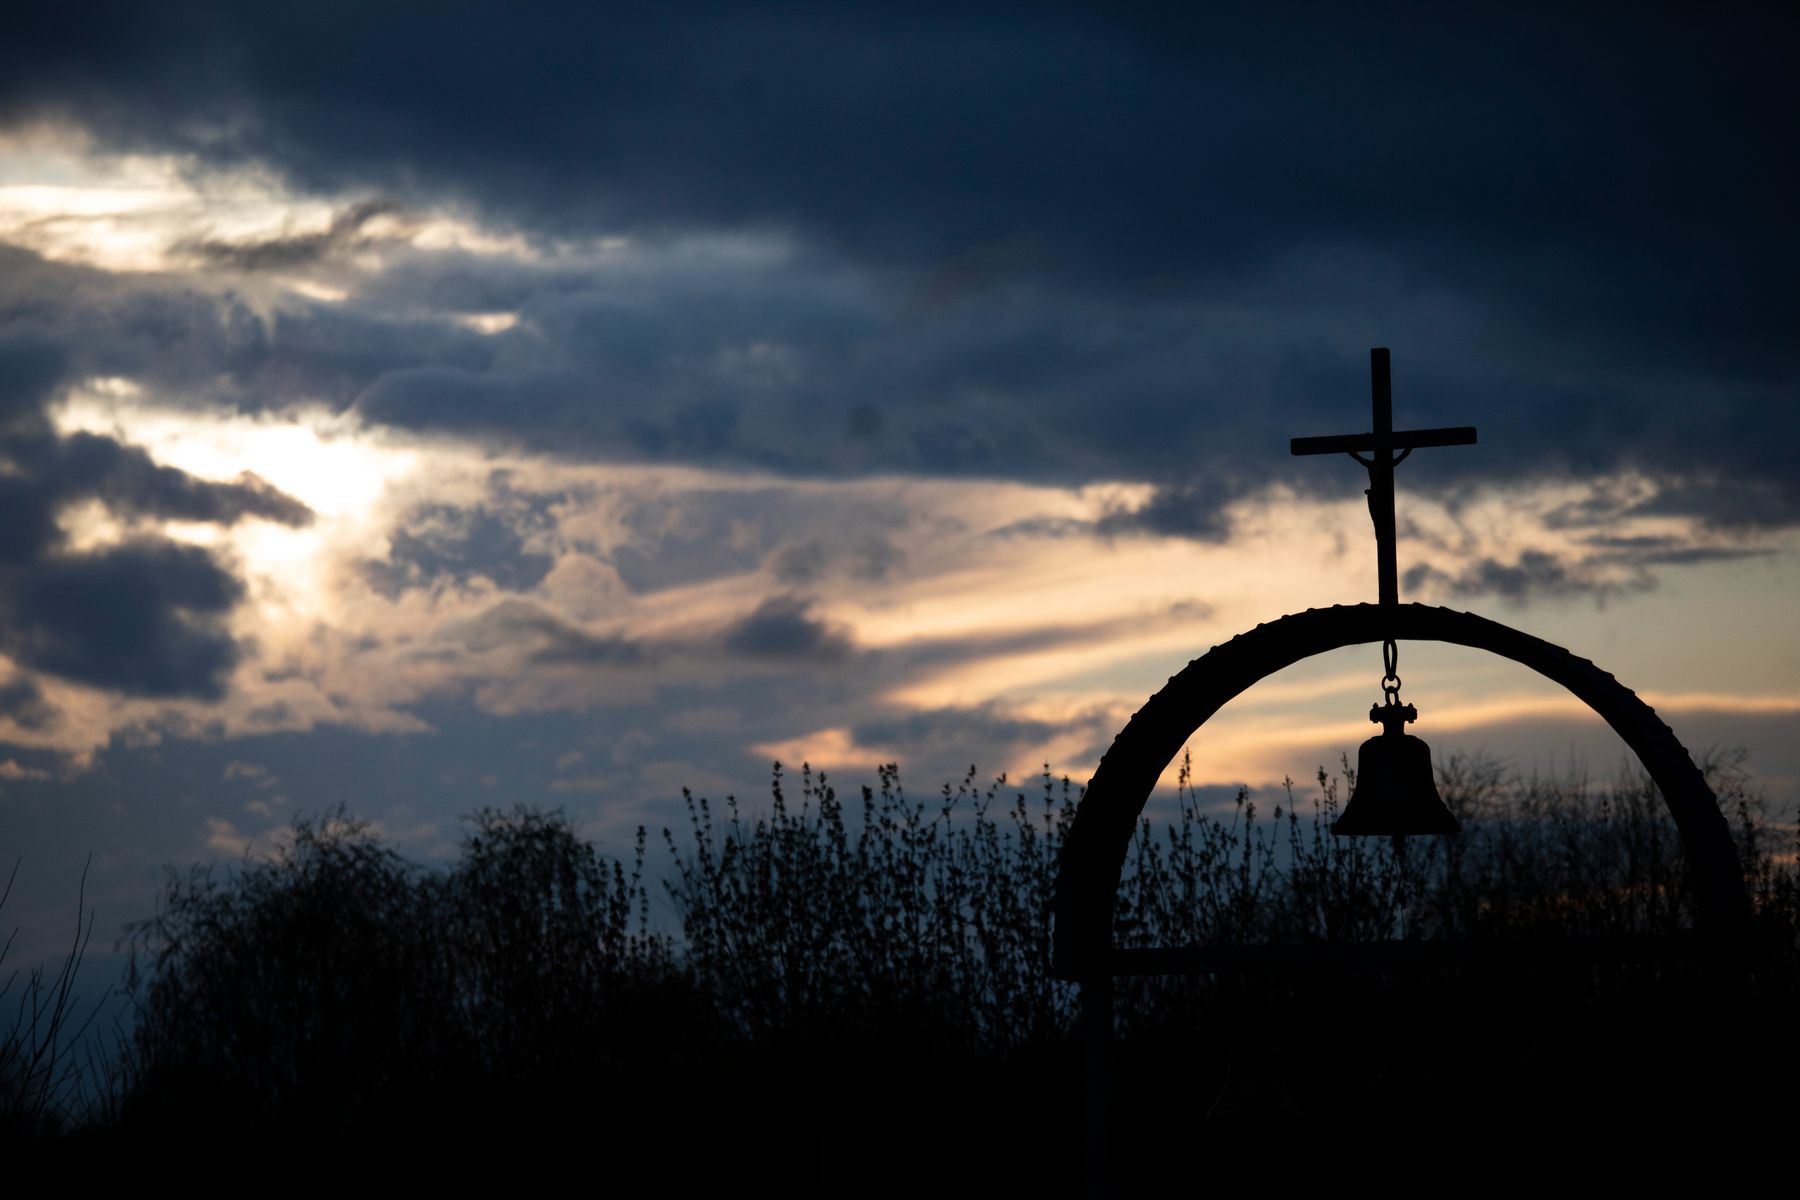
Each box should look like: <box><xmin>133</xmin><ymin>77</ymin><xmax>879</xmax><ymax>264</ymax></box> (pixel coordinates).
<box><xmin>1050</xmin><ymin>603</ymin><xmax>1751</xmax><ymax>980</ymax></box>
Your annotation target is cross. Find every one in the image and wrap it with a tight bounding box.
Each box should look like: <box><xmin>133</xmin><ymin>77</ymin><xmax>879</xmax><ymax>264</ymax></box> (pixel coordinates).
<box><xmin>1291</xmin><ymin>348</ymin><xmax>1476</xmax><ymax>609</ymax></box>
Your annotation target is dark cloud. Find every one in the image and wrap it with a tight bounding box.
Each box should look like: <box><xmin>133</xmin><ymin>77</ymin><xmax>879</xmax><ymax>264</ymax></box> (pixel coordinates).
<box><xmin>1539</xmin><ymin>480</ymin><xmax>1646</xmax><ymax>532</ymax></box>
<box><xmin>40</xmin><ymin>431</ymin><xmax>313</xmax><ymax>527</ymax></box>
<box><xmin>1405</xmin><ymin>520</ymin><xmax>1781</xmax><ymax>606</ymax></box>
<box><xmin>593</xmin><ymin>487</ymin><xmax>914</xmax><ymax>594</ymax></box>
<box><xmin>1626</xmin><ymin>477</ymin><xmax>1800</xmax><ymax>532</ymax></box>
<box><xmin>721</xmin><ymin>595</ymin><xmax>851</xmax><ymax>662</ymax></box>
<box><xmin>339</xmin><ymin>241</ymin><xmax>1800</xmax><ymax>534</ymax></box>
<box><xmin>456</xmin><ymin>591</ymin><xmax>855</xmax><ymax>669</ymax></box>
<box><xmin>988</xmin><ymin>476</ymin><xmax>1247</xmax><ymax>545</ymax></box>
<box><xmin>0</xmin><ymin>334</ymin><xmax>310</xmax><ymax>699</ymax></box>
<box><xmin>771</xmin><ymin>539</ymin><xmax>830</xmax><ymax>585</ymax></box>
<box><xmin>1095</xmin><ymin>478</ymin><xmax>1241</xmax><ymax>542</ymax></box>
<box><xmin>455</xmin><ymin>600</ymin><xmax>646</xmax><ymax>667</ymax></box>
<box><xmin>0</xmin><ymin>337</ymin><xmax>66</xmax><ymax>427</ymax></box>
<box><xmin>4</xmin><ymin>5</ymin><xmax>1790</xmax><ymax>372</ymax></box>
<box><xmin>1577</xmin><ymin>533</ymin><xmax>1774</xmax><ymax>568</ymax></box>
<box><xmin>1407</xmin><ymin>546</ymin><xmax>1666</xmax><ymax>607</ymax></box>
<box><xmin>846</xmin><ymin>535</ymin><xmax>905</xmax><ymax>581</ymax></box>
<box><xmin>0</xmin><ymin>675</ymin><xmax>59</xmax><ymax>731</ymax></box>
<box><xmin>5</xmin><ymin>231</ymin><xmax>1796</xmax><ymax>549</ymax></box>
<box><xmin>1404</xmin><ymin>551</ymin><xmax>1611</xmax><ymax>605</ymax></box>
<box><xmin>174</xmin><ymin>199</ymin><xmax>406</xmax><ymax>272</ymax></box>
<box><xmin>771</xmin><ymin>534</ymin><xmax>905</xmax><ymax>585</ymax></box>
<box><xmin>849</xmin><ymin>701</ymin><xmax>1124</xmax><ymax>779</ymax></box>
<box><xmin>0</xmin><ymin>8</ymin><xmax>1793</xmax><ymax>540</ymax></box>
<box><xmin>6</xmin><ymin>7</ymin><xmax>1787</xmax><ymax>297</ymax></box>
<box><xmin>362</xmin><ymin>504</ymin><xmax>553</xmax><ymax>597</ymax></box>
<box><xmin>0</xmin><ymin>539</ymin><xmax>245</xmax><ymax>698</ymax></box>
<box><xmin>609</xmin><ymin>491</ymin><xmax>770</xmax><ymax>595</ymax></box>
<box><xmin>0</xmin><ymin>243</ymin><xmax>494</xmax><ymax>415</ymax></box>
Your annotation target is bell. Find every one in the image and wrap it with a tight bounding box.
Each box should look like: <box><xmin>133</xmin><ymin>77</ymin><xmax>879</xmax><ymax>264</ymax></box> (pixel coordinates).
<box><xmin>1332</xmin><ymin>700</ymin><xmax>1460</xmax><ymax>836</ymax></box>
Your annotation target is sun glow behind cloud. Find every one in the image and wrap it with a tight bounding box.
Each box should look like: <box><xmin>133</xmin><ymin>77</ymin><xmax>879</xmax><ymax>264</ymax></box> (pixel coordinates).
<box><xmin>53</xmin><ymin>383</ymin><xmax>423</xmax><ymax>631</ymax></box>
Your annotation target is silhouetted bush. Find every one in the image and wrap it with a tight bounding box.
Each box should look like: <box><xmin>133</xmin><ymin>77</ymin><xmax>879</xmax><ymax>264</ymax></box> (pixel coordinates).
<box><xmin>116</xmin><ymin>810</ymin><xmax>456</xmax><ymax>1142</ymax></box>
<box><xmin>110</xmin><ymin>805</ymin><xmax>697</xmax><ymax>1154</ymax></box>
<box><xmin>49</xmin><ymin>752</ymin><xmax>1800</xmax><ymax>1176</ymax></box>
<box><xmin>666</xmin><ymin>762</ymin><xmax>1074</xmax><ymax>1052</ymax></box>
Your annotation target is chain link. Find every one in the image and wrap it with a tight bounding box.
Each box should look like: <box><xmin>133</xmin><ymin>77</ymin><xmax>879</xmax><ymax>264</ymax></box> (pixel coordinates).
<box><xmin>1380</xmin><ymin>637</ymin><xmax>1402</xmax><ymax>703</ymax></box>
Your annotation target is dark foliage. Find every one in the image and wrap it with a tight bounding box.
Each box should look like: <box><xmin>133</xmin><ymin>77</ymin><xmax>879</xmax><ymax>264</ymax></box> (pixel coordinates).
<box><xmin>1</xmin><ymin>859</ymin><xmax>105</xmax><ymax>1142</ymax></box>
<box><xmin>18</xmin><ymin>753</ymin><xmax>1799</xmax><ymax>1181</ymax></box>
<box><xmin>106</xmin><ymin>806</ymin><xmax>701</xmax><ymax>1159</ymax></box>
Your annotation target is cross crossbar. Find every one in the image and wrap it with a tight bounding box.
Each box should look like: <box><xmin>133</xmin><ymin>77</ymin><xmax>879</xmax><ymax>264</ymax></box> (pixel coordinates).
<box><xmin>1290</xmin><ymin>426</ymin><xmax>1477</xmax><ymax>457</ymax></box>
<box><xmin>1290</xmin><ymin>348</ymin><xmax>1476</xmax><ymax>608</ymax></box>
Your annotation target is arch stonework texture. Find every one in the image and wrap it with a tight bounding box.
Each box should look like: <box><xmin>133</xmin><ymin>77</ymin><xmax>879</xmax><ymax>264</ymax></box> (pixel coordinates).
<box><xmin>1050</xmin><ymin>603</ymin><xmax>1751</xmax><ymax>981</ymax></box>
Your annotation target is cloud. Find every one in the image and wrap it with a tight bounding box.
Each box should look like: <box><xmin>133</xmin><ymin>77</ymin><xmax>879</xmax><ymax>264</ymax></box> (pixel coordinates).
<box><xmin>1094</xmin><ymin>478</ymin><xmax>1240</xmax><ymax>542</ymax></box>
<box><xmin>0</xmin><ymin>757</ymin><xmax>50</xmax><ymax>781</ymax></box>
<box><xmin>984</xmin><ymin>477</ymin><xmax>1245</xmax><ymax>546</ymax></box>
<box><xmin>173</xmin><ymin>198</ymin><xmax>407</xmax><ymax>272</ymax></box>
<box><xmin>222</xmin><ymin>759</ymin><xmax>280</xmax><ymax>788</ymax></box>
<box><xmin>0</xmin><ymin>538</ymin><xmax>245</xmax><ymax>698</ymax></box>
<box><xmin>0</xmin><ymin>9</ymin><xmax>1789</xmax><ymax>530</ymax></box>
<box><xmin>772</xmin><ymin>534</ymin><xmax>905</xmax><ymax>585</ymax></box>
<box><xmin>0</xmin><ymin>8</ymin><xmax>1792</xmax><ymax>753</ymax></box>
<box><xmin>42</xmin><ymin>431</ymin><xmax>314</xmax><ymax>526</ymax></box>
<box><xmin>1626</xmin><ymin>477</ymin><xmax>1800</xmax><ymax>532</ymax></box>
<box><xmin>770</xmin><ymin>539</ymin><xmax>830</xmax><ymax>584</ymax></box>
<box><xmin>453</xmin><ymin>599</ymin><xmax>647</xmax><ymax>667</ymax></box>
<box><xmin>0</xmin><ymin>242</ymin><xmax>494</xmax><ymax>414</ymax></box>
<box><xmin>0</xmin><ymin>333</ymin><xmax>311</xmax><ymax>699</ymax></box>
<box><xmin>7</xmin><ymin>9</ymin><xmax>1785</xmax><ymax>302</ymax></box>
<box><xmin>1404</xmin><ymin>546</ymin><xmax>1665</xmax><ymax>608</ymax></box>
<box><xmin>5</xmin><ymin>214</ymin><xmax>1797</xmax><ymax>558</ymax></box>
<box><xmin>1576</xmin><ymin>533</ymin><xmax>1774</xmax><ymax>568</ymax></box>
<box><xmin>721</xmin><ymin>595</ymin><xmax>852</xmax><ymax>663</ymax></box>
<box><xmin>362</xmin><ymin>503</ymin><xmax>553</xmax><ymax>597</ymax></box>
<box><xmin>0</xmin><ymin>675</ymin><xmax>58</xmax><ymax>732</ymax></box>
<box><xmin>0</xmin><ymin>336</ymin><xmax>65</xmax><ymax>426</ymax></box>
<box><xmin>851</xmin><ymin>704</ymin><xmax>1067</xmax><ymax>754</ymax></box>
<box><xmin>983</xmin><ymin>515</ymin><xmax>1096</xmax><ymax>542</ymax></box>
<box><xmin>1406</xmin><ymin>551</ymin><xmax>1598</xmax><ymax>605</ymax></box>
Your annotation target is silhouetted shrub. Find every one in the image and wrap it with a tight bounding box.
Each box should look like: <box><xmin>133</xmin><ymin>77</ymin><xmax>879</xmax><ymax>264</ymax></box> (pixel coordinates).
<box><xmin>112</xmin><ymin>805</ymin><xmax>692</xmax><ymax>1152</ymax></box>
<box><xmin>67</xmin><ymin>751</ymin><xmax>1800</xmax><ymax>1175</ymax></box>
<box><xmin>665</xmin><ymin>762</ymin><xmax>1075</xmax><ymax>1052</ymax></box>
<box><xmin>117</xmin><ymin>810</ymin><xmax>454</xmax><ymax>1141</ymax></box>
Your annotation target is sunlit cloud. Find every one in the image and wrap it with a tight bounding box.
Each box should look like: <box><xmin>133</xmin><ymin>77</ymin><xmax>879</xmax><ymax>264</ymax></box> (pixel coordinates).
<box><xmin>17</xmin><ymin>364</ymin><xmax>1798</xmax><ymax>801</ymax></box>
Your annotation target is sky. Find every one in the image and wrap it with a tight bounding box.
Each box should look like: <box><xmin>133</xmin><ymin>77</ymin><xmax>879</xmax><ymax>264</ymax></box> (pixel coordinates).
<box><xmin>1</xmin><ymin>3</ymin><xmax>1796</xmax><ymax>973</ymax></box>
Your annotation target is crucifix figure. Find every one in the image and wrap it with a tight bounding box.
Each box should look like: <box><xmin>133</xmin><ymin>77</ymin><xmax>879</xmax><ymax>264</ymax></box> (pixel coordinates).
<box><xmin>1291</xmin><ymin>347</ymin><xmax>1476</xmax><ymax>609</ymax></box>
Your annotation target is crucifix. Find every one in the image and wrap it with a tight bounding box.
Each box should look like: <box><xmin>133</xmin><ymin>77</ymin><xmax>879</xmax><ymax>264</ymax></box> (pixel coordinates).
<box><xmin>1291</xmin><ymin>347</ymin><xmax>1476</xmax><ymax>609</ymax></box>
<box><xmin>1294</xmin><ymin>347</ymin><xmax>1476</xmax><ymax>842</ymax></box>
